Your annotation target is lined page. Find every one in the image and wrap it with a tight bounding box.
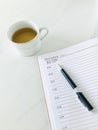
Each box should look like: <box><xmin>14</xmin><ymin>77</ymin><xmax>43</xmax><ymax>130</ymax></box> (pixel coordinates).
<box><xmin>38</xmin><ymin>38</ymin><xmax>98</xmax><ymax>130</ymax></box>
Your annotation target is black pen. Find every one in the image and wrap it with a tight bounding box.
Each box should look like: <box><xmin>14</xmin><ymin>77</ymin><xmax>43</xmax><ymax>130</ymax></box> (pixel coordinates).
<box><xmin>58</xmin><ymin>65</ymin><xmax>93</xmax><ymax>111</ymax></box>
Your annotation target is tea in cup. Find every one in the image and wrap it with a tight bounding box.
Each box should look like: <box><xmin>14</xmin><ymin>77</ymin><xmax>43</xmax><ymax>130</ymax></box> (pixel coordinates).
<box><xmin>7</xmin><ymin>20</ymin><xmax>48</xmax><ymax>56</ymax></box>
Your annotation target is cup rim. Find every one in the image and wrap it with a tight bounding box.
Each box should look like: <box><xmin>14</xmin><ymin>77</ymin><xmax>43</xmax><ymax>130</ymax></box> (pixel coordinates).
<box><xmin>7</xmin><ymin>20</ymin><xmax>39</xmax><ymax>46</ymax></box>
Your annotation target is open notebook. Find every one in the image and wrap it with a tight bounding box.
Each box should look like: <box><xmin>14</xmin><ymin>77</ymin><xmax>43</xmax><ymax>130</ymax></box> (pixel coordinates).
<box><xmin>38</xmin><ymin>38</ymin><xmax>98</xmax><ymax>130</ymax></box>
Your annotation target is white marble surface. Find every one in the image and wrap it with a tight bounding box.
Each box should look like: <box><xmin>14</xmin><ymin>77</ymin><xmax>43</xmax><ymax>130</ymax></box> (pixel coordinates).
<box><xmin>0</xmin><ymin>0</ymin><xmax>98</xmax><ymax>130</ymax></box>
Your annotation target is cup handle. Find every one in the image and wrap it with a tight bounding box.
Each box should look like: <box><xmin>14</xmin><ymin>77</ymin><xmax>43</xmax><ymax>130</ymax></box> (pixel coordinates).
<box><xmin>39</xmin><ymin>28</ymin><xmax>48</xmax><ymax>40</ymax></box>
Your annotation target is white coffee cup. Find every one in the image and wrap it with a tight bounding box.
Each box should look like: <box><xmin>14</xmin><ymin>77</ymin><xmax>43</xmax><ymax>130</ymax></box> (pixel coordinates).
<box><xmin>7</xmin><ymin>20</ymin><xmax>48</xmax><ymax>56</ymax></box>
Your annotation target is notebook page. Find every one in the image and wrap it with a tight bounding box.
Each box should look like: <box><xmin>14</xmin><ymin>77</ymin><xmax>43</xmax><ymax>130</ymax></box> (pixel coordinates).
<box><xmin>38</xmin><ymin>38</ymin><xmax>98</xmax><ymax>130</ymax></box>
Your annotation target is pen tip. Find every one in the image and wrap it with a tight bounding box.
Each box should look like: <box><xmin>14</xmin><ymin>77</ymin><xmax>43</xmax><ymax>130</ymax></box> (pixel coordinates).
<box><xmin>57</xmin><ymin>64</ymin><xmax>62</xmax><ymax>70</ymax></box>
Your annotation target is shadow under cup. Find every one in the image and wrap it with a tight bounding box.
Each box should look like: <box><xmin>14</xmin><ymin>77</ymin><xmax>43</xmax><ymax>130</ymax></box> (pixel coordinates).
<box><xmin>7</xmin><ymin>21</ymin><xmax>48</xmax><ymax>56</ymax></box>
